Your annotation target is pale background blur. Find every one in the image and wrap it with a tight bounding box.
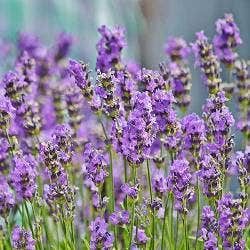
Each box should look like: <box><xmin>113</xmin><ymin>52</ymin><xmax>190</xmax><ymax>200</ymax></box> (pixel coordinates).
<box><xmin>0</xmin><ymin>0</ymin><xmax>249</xmax><ymax>130</ymax></box>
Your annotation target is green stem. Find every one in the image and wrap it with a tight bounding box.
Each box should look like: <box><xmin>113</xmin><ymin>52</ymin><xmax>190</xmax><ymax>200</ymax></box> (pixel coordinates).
<box><xmin>98</xmin><ymin>114</ymin><xmax>117</xmax><ymax>249</ymax></box>
<box><xmin>146</xmin><ymin>160</ymin><xmax>154</xmax><ymax>250</ymax></box>
<box><xmin>170</xmin><ymin>193</ymin><xmax>174</xmax><ymax>245</ymax></box>
<box><xmin>195</xmin><ymin>179</ymin><xmax>201</xmax><ymax>250</ymax></box>
<box><xmin>108</xmin><ymin>148</ymin><xmax>118</xmax><ymax>249</ymax></box>
<box><xmin>124</xmin><ymin>157</ymin><xmax>128</xmax><ymax>210</ymax></box>
<box><xmin>183</xmin><ymin>215</ymin><xmax>189</xmax><ymax>250</ymax></box>
<box><xmin>4</xmin><ymin>218</ymin><xmax>11</xmax><ymax>249</ymax></box>
<box><xmin>161</xmin><ymin>195</ymin><xmax>171</xmax><ymax>250</ymax></box>
<box><xmin>174</xmin><ymin>212</ymin><xmax>179</xmax><ymax>250</ymax></box>
<box><xmin>128</xmin><ymin>166</ymin><xmax>137</xmax><ymax>248</ymax></box>
<box><xmin>24</xmin><ymin>202</ymin><xmax>35</xmax><ymax>241</ymax></box>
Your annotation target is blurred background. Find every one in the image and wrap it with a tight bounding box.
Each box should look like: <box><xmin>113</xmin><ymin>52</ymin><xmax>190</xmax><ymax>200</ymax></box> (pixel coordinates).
<box><xmin>0</xmin><ymin>0</ymin><xmax>249</xmax><ymax>125</ymax></box>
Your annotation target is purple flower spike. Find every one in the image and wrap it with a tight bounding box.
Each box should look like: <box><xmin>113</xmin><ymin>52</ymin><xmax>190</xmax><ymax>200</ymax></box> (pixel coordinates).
<box><xmin>68</xmin><ymin>59</ymin><xmax>93</xmax><ymax>101</ymax></box>
<box><xmin>83</xmin><ymin>143</ymin><xmax>109</xmax><ymax>185</ymax></box>
<box><xmin>53</xmin><ymin>32</ymin><xmax>73</xmax><ymax>62</ymax></box>
<box><xmin>200</xmin><ymin>206</ymin><xmax>218</xmax><ymax>250</ymax></box>
<box><xmin>0</xmin><ymin>174</ymin><xmax>15</xmax><ymax>218</ymax></box>
<box><xmin>167</xmin><ymin>159</ymin><xmax>195</xmax><ymax>213</ymax></box>
<box><xmin>133</xmin><ymin>228</ymin><xmax>149</xmax><ymax>245</ymax></box>
<box><xmin>10</xmin><ymin>154</ymin><xmax>37</xmax><ymax>201</ymax></box>
<box><xmin>181</xmin><ymin>113</ymin><xmax>206</xmax><ymax>154</ymax></box>
<box><xmin>89</xmin><ymin>216</ymin><xmax>114</xmax><ymax>250</ymax></box>
<box><xmin>165</xmin><ymin>36</ymin><xmax>190</xmax><ymax>61</ymax></box>
<box><xmin>218</xmin><ymin>193</ymin><xmax>248</xmax><ymax>249</ymax></box>
<box><xmin>213</xmin><ymin>14</ymin><xmax>242</xmax><ymax>66</ymax></box>
<box><xmin>109</xmin><ymin>210</ymin><xmax>130</xmax><ymax>225</ymax></box>
<box><xmin>12</xmin><ymin>226</ymin><xmax>36</xmax><ymax>250</ymax></box>
<box><xmin>96</xmin><ymin>25</ymin><xmax>126</xmax><ymax>73</ymax></box>
<box><xmin>118</xmin><ymin>91</ymin><xmax>157</xmax><ymax>164</ymax></box>
<box><xmin>191</xmin><ymin>31</ymin><xmax>222</xmax><ymax>93</ymax></box>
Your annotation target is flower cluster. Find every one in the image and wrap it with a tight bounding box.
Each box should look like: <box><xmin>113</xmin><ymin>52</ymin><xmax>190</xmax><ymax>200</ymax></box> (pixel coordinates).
<box><xmin>89</xmin><ymin>217</ymin><xmax>114</xmax><ymax>250</ymax></box>
<box><xmin>96</xmin><ymin>25</ymin><xmax>126</xmax><ymax>73</ymax></box>
<box><xmin>192</xmin><ymin>31</ymin><xmax>222</xmax><ymax>93</ymax></box>
<box><xmin>0</xmin><ymin>13</ymin><xmax>249</xmax><ymax>250</ymax></box>
<box><xmin>213</xmin><ymin>13</ymin><xmax>242</xmax><ymax>66</ymax></box>
<box><xmin>0</xmin><ymin>174</ymin><xmax>15</xmax><ymax>218</ymax></box>
<box><xmin>12</xmin><ymin>226</ymin><xmax>35</xmax><ymax>250</ymax></box>
<box><xmin>83</xmin><ymin>143</ymin><xmax>109</xmax><ymax>185</ymax></box>
<box><xmin>165</xmin><ymin>37</ymin><xmax>190</xmax><ymax>61</ymax></box>
<box><xmin>10</xmin><ymin>154</ymin><xmax>37</xmax><ymax>201</ymax></box>
<box><xmin>218</xmin><ymin>193</ymin><xmax>248</xmax><ymax>249</ymax></box>
<box><xmin>68</xmin><ymin>59</ymin><xmax>93</xmax><ymax>101</ymax></box>
<box><xmin>200</xmin><ymin>206</ymin><xmax>218</xmax><ymax>250</ymax></box>
<box><xmin>167</xmin><ymin>159</ymin><xmax>195</xmax><ymax>213</ymax></box>
<box><xmin>116</xmin><ymin>91</ymin><xmax>156</xmax><ymax>164</ymax></box>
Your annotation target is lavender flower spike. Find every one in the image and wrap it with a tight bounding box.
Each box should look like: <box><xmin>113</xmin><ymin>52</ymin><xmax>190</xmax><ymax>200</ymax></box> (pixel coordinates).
<box><xmin>12</xmin><ymin>226</ymin><xmax>35</xmax><ymax>250</ymax></box>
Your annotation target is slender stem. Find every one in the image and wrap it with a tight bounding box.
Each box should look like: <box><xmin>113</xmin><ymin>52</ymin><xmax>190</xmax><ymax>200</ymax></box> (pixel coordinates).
<box><xmin>195</xmin><ymin>179</ymin><xmax>201</xmax><ymax>250</ymax></box>
<box><xmin>146</xmin><ymin>160</ymin><xmax>154</xmax><ymax>250</ymax></box>
<box><xmin>129</xmin><ymin>166</ymin><xmax>136</xmax><ymax>248</ymax></box>
<box><xmin>174</xmin><ymin>212</ymin><xmax>179</xmax><ymax>250</ymax></box>
<box><xmin>108</xmin><ymin>148</ymin><xmax>118</xmax><ymax>249</ymax></box>
<box><xmin>161</xmin><ymin>195</ymin><xmax>170</xmax><ymax>250</ymax></box>
<box><xmin>24</xmin><ymin>202</ymin><xmax>35</xmax><ymax>240</ymax></box>
<box><xmin>123</xmin><ymin>157</ymin><xmax>128</xmax><ymax>210</ymax></box>
<box><xmin>98</xmin><ymin>114</ymin><xmax>117</xmax><ymax>249</ymax></box>
<box><xmin>183</xmin><ymin>215</ymin><xmax>189</xmax><ymax>250</ymax></box>
<box><xmin>31</xmin><ymin>202</ymin><xmax>43</xmax><ymax>250</ymax></box>
<box><xmin>4</xmin><ymin>218</ymin><xmax>11</xmax><ymax>249</ymax></box>
<box><xmin>170</xmin><ymin>193</ymin><xmax>174</xmax><ymax>244</ymax></box>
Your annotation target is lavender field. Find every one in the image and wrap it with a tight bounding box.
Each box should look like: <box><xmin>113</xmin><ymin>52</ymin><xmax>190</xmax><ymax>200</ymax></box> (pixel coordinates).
<box><xmin>0</xmin><ymin>8</ymin><xmax>249</xmax><ymax>250</ymax></box>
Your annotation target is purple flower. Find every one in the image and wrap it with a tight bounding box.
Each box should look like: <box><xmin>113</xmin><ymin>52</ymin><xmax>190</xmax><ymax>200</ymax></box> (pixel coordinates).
<box><xmin>152</xmin><ymin>170</ymin><xmax>167</xmax><ymax>197</ymax></box>
<box><xmin>151</xmin><ymin>88</ymin><xmax>177</xmax><ymax>134</ymax></box>
<box><xmin>232</xmin><ymin>151</ymin><xmax>249</xmax><ymax>208</ymax></box>
<box><xmin>213</xmin><ymin>14</ymin><xmax>242</xmax><ymax>66</ymax></box>
<box><xmin>10</xmin><ymin>154</ymin><xmax>37</xmax><ymax>201</ymax></box>
<box><xmin>218</xmin><ymin>193</ymin><xmax>248</xmax><ymax>249</ymax></box>
<box><xmin>167</xmin><ymin>159</ymin><xmax>195</xmax><ymax>213</ymax></box>
<box><xmin>199</xmin><ymin>154</ymin><xmax>222</xmax><ymax>198</ymax></box>
<box><xmin>96</xmin><ymin>25</ymin><xmax>126</xmax><ymax>73</ymax></box>
<box><xmin>68</xmin><ymin>59</ymin><xmax>93</xmax><ymax>101</ymax></box>
<box><xmin>0</xmin><ymin>95</ymin><xmax>15</xmax><ymax>130</ymax></box>
<box><xmin>0</xmin><ymin>138</ymin><xmax>9</xmax><ymax>164</ymax></box>
<box><xmin>169</xmin><ymin>62</ymin><xmax>191</xmax><ymax>109</ymax></box>
<box><xmin>136</xmin><ymin>68</ymin><xmax>165</xmax><ymax>93</ymax></box>
<box><xmin>120</xmin><ymin>183</ymin><xmax>139</xmax><ymax>199</ymax></box>
<box><xmin>191</xmin><ymin>31</ymin><xmax>222</xmax><ymax>93</ymax></box>
<box><xmin>0</xmin><ymin>174</ymin><xmax>15</xmax><ymax>218</ymax></box>
<box><xmin>15</xmin><ymin>51</ymin><xmax>36</xmax><ymax>90</ymax></box>
<box><xmin>94</xmin><ymin>70</ymin><xmax>120</xmax><ymax>119</ymax></box>
<box><xmin>17</xmin><ymin>33</ymin><xmax>41</xmax><ymax>58</ymax></box>
<box><xmin>200</xmin><ymin>206</ymin><xmax>218</xmax><ymax>250</ymax></box>
<box><xmin>89</xmin><ymin>216</ymin><xmax>114</xmax><ymax>250</ymax></box>
<box><xmin>44</xmin><ymin>172</ymin><xmax>76</xmax><ymax>218</ymax></box>
<box><xmin>12</xmin><ymin>226</ymin><xmax>35</xmax><ymax>250</ymax></box>
<box><xmin>83</xmin><ymin>143</ymin><xmax>108</xmax><ymax>185</ymax></box>
<box><xmin>3</xmin><ymin>71</ymin><xmax>25</xmax><ymax>109</ymax></box>
<box><xmin>109</xmin><ymin>210</ymin><xmax>130</xmax><ymax>225</ymax></box>
<box><xmin>181</xmin><ymin>113</ymin><xmax>206</xmax><ymax>153</ymax></box>
<box><xmin>133</xmin><ymin>228</ymin><xmax>149</xmax><ymax>245</ymax></box>
<box><xmin>53</xmin><ymin>32</ymin><xmax>72</xmax><ymax>62</ymax></box>
<box><xmin>202</xmin><ymin>91</ymin><xmax>234</xmax><ymax>161</ymax></box>
<box><xmin>16</xmin><ymin>100</ymin><xmax>41</xmax><ymax>137</ymax></box>
<box><xmin>118</xmin><ymin>91</ymin><xmax>157</xmax><ymax>164</ymax></box>
<box><xmin>165</xmin><ymin>37</ymin><xmax>190</xmax><ymax>61</ymax></box>
<box><xmin>114</xmin><ymin>69</ymin><xmax>136</xmax><ymax>112</ymax></box>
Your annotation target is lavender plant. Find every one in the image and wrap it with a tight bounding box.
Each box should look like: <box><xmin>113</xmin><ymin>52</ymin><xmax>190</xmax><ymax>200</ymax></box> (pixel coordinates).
<box><xmin>0</xmin><ymin>13</ymin><xmax>249</xmax><ymax>250</ymax></box>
